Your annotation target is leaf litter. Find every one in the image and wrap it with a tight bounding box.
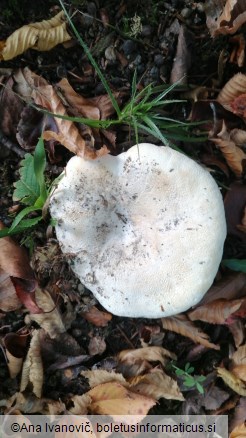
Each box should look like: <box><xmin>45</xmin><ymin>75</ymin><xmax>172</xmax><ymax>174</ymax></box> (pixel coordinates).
<box><xmin>0</xmin><ymin>1</ymin><xmax>245</xmax><ymax>433</ymax></box>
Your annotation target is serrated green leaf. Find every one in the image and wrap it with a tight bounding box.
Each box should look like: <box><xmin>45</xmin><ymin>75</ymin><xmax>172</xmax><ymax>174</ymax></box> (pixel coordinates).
<box><xmin>9</xmin><ymin>205</ymin><xmax>41</xmax><ymax>232</ymax></box>
<box><xmin>222</xmin><ymin>259</ymin><xmax>246</xmax><ymax>273</ymax></box>
<box><xmin>13</xmin><ymin>153</ymin><xmax>40</xmax><ymax>205</ymax></box>
<box><xmin>0</xmin><ymin>216</ymin><xmax>42</xmax><ymax>237</ymax></box>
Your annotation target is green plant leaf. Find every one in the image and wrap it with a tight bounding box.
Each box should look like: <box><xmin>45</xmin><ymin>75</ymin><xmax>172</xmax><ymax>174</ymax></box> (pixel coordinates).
<box><xmin>0</xmin><ymin>216</ymin><xmax>43</xmax><ymax>237</ymax></box>
<box><xmin>196</xmin><ymin>382</ymin><xmax>205</xmax><ymax>394</ymax></box>
<box><xmin>184</xmin><ymin>378</ymin><xmax>196</xmax><ymax>387</ymax></box>
<box><xmin>175</xmin><ymin>369</ymin><xmax>184</xmax><ymax>376</ymax></box>
<box><xmin>222</xmin><ymin>259</ymin><xmax>246</xmax><ymax>273</ymax></box>
<box><xmin>9</xmin><ymin>205</ymin><xmax>41</xmax><ymax>232</ymax></box>
<box><xmin>13</xmin><ymin>153</ymin><xmax>40</xmax><ymax>205</ymax></box>
<box><xmin>196</xmin><ymin>375</ymin><xmax>206</xmax><ymax>382</ymax></box>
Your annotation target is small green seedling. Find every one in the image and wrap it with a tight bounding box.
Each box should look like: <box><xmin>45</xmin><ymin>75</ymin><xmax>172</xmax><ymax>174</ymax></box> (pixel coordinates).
<box><xmin>172</xmin><ymin>362</ymin><xmax>206</xmax><ymax>394</ymax></box>
<box><xmin>0</xmin><ymin>137</ymin><xmax>58</xmax><ymax>238</ymax></box>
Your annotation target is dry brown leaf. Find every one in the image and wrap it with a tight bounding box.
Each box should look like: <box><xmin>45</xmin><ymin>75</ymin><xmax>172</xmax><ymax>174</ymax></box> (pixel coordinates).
<box><xmin>87</xmin><ymin>381</ymin><xmax>156</xmax><ymax>415</ymax></box>
<box><xmin>20</xmin><ymin>330</ymin><xmax>43</xmax><ymax>398</ymax></box>
<box><xmin>237</xmin><ymin>206</ymin><xmax>246</xmax><ymax>233</ymax></box>
<box><xmin>228</xmin><ymin>319</ymin><xmax>245</xmax><ymax>348</ymax></box>
<box><xmin>231</xmin><ymin>344</ymin><xmax>246</xmax><ymax>366</ymax></box>
<box><xmin>217</xmin><ymin>367</ymin><xmax>246</xmax><ymax>396</ymax></box>
<box><xmin>211</xmin><ymin>121</ymin><xmax>246</xmax><ymax>177</ymax></box>
<box><xmin>0</xmin><ymin>11</ymin><xmax>71</xmax><ymax>61</ymax></box>
<box><xmin>230</xmin><ymin>423</ymin><xmax>246</xmax><ymax>438</ymax></box>
<box><xmin>0</xmin><ymin>225</ymin><xmax>37</xmax><ymax>312</ymax></box>
<box><xmin>81</xmin><ymin>305</ymin><xmax>112</xmax><ymax>327</ymax></box>
<box><xmin>231</xmin><ymin>365</ymin><xmax>246</xmax><ymax>382</ymax></box>
<box><xmin>201</xmin><ymin>273</ymin><xmax>246</xmax><ymax>305</ymax></box>
<box><xmin>170</xmin><ymin>25</ymin><xmax>192</xmax><ymax>84</ymax></box>
<box><xmin>129</xmin><ymin>369</ymin><xmax>184</xmax><ymax>401</ymax></box>
<box><xmin>214</xmin><ymin>0</ymin><xmax>246</xmax><ymax>36</ymax></box>
<box><xmin>162</xmin><ymin>314</ymin><xmax>220</xmax><ymax>350</ymax></box>
<box><xmin>81</xmin><ymin>370</ymin><xmax>127</xmax><ymax>388</ymax></box>
<box><xmin>118</xmin><ymin>346</ymin><xmax>176</xmax><ymax>367</ymax></box>
<box><xmin>56</xmin><ymin>78</ymin><xmax>100</xmax><ymax>120</ymax></box>
<box><xmin>188</xmin><ymin>298</ymin><xmax>244</xmax><ymax>324</ymax></box>
<box><xmin>25</xmin><ymin>287</ymin><xmax>65</xmax><ymax>338</ymax></box>
<box><xmin>224</xmin><ymin>183</ymin><xmax>246</xmax><ymax>241</ymax></box>
<box><xmin>217</xmin><ymin>73</ymin><xmax>246</xmax><ymax>105</ymax></box>
<box><xmin>229</xmin><ymin>34</ymin><xmax>245</xmax><ymax>67</ymax></box>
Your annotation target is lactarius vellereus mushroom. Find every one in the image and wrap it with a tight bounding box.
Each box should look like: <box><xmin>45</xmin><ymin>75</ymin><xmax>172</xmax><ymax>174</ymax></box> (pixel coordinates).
<box><xmin>50</xmin><ymin>143</ymin><xmax>227</xmax><ymax>318</ymax></box>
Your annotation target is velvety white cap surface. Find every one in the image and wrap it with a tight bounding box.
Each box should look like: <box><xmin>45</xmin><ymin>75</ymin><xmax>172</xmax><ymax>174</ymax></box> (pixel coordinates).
<box><xmin>50</xmin><ymin>143</ymin><xmax>227</xmax><ymax>318</ymax></box>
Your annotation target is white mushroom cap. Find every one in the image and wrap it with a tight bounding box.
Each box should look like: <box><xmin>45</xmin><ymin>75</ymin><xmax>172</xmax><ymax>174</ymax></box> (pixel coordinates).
<box><xmin>50</xmin><ymin>143</ymin><xmax>227</xmax><ymax>318</ymax></box>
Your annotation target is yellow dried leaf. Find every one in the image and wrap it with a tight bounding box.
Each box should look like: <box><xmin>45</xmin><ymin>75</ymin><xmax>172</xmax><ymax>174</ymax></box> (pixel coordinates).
<box><xmin>129</xmin><ymin>369</ymin><xmax>184</xmax><ymax>401</ymax></box>
<box><xmin>81</xmin><ymin>370</ymin><xmax>127</xmax><ymax>388</ymax></box>
<box><xmin>118</xmin><ymin>346</ymin><xmax>176</xmax><ymax>367</ymax></box>
<box><xmin>162</xmin><ymin>314</ymin><xmax>219</xmax><ymax>350</ymax></box>
<box><xmin>211</xmin><ymin>122</ymin><xmax>246</xmax><ymax>177</ymax></box>
<box><xmin>25</xmin><ymin>287</ymin><xmax>65</xmax><ymax>338</ymax></box>
<box><xmin>188</xmin><ymin>298</ymin><xmax>244</xmax><ymax>324</ymax></box>
<box><xmin>217</xmin><ymin>367</ymin><xmax>246</xmax><ymax>396</ymax></box>
<box><xmin>20</xmin><ymin>330</ymin><xmax>43</xmax><ymax>398</ymax></box>
<box><xmin>230</xmin><ymin>422</ymin><xmax>246</xmax><ymax>438</ymax></box>
<box><xmin>217</xmin><ymin>73</ymin><xmax>246</xmax><ymax>105</ymax></box>
<box><xmin>88</xmin><ymin>381</ymin><xmax>156</xmax><ymax>415</ymax></box>
<box><xmin>1</xmin><ymin>11</ymin><xmax>71</xmax><ymax>61</ymax></box>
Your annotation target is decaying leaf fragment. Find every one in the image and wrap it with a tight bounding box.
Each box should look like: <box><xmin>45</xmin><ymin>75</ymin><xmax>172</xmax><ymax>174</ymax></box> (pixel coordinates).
<box><xmin>0</xmin><ymin>11</ymin><xmax>71</xmax><ymax>61</ymax></box>
<box><xmin>162</xmin><ymin>314</ymin><xmax>220</xmax><ymax>349</ymax></box>
<box><xmin>211</xmin><ymin>122</ymin><xmax>246</xmax><ymax>177</ymax></box>
<box><xmin>81</xmin><ymin>370</ymin><xmax>127</xmax><ymax>388</ymax></box>
<box><xmin>20</xmin><ymin>329</ymin><xmax>44</xmax><ymax>398</ymax></box>
<box><xmin>118</xmin><ymin>346</ymin><xmax>176</xmax><ymax>368</ymax></box>
<box><xmin>231</xmin><ymin>345</ymin><xmax>246</xmax><ymax>382</ymax></box>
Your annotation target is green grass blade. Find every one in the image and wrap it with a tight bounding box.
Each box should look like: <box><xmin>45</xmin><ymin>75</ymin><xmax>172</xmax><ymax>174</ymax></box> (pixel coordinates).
<box><xmin>222</xmin><ymin>259</ymin><xmax>246</xmax><ymax>273</ymax></box>
<box><xmin>59</xmin><ymin>0</ymin><xmax>121</xmax><ymax>117</ymax></box>
<box><xmin>9</xmin><ymin>205</ymin><xmax>41</xmax><ymax>232</ymax></box>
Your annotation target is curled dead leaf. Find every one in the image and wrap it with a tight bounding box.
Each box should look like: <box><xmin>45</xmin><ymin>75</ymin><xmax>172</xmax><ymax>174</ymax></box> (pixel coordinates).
<box><xmin>68</xmin><ymin>394</ymin><xmax>91</xmax><ymax>415</ymax></box>
<box><xmin>20</xmin><ymin>329</ymin><xmax>43</xmax><ymax>398</ymax></box>
<box><xmin>211</xmin><ymin>122</ymin><xmax>246</xmax><ymax>177</ymax></box>
<box><xmin>25</xmin><ymin>287</ymin><xmax>65</xmax><ymax>338</ymax></box>
<box><xmin>217</xmin><ymin>73</ymin><xmax>246</xmax><ymax>105</ymax></box>
<box><xmin>1</xmin><ymin>11</ymin><xmax>71</xmax><ymax>61</ymax></box>
<box><xmin>162</xmin><ymin>314</ymin><xmax>220</xmax><ymax>350</ymax></box>
<box><xmin>213</xmin><ymin>0</ymin><xmax>246</xmax><ymax>36</ymax></box>
<box><xmin>4</xmin><ymin>333</ymin><xmax>28</xmax><ymax>378</ymax></box>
